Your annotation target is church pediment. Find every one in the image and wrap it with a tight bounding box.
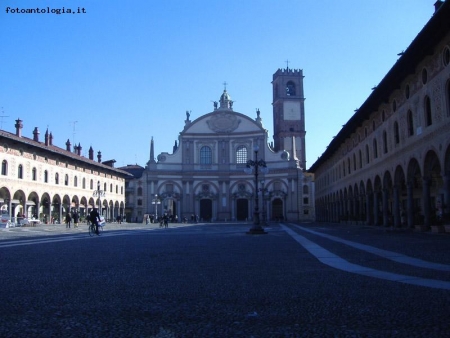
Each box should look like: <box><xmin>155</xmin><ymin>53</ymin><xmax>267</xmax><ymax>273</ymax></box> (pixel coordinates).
<box><xmin>206</xmin><ymin>112</ymin><xmax>241</xmax><ymax>133</ymax></box>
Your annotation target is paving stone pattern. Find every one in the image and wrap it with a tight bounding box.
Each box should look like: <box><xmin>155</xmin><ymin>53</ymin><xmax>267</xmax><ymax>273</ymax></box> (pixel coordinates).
<box><xmin>0</xmin><ymin>222</ymin><xmax>449</xmax><ymax>337</ymax></box>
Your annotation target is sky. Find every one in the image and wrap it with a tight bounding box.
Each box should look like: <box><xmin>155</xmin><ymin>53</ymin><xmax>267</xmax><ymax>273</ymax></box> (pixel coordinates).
<box><xmin>0</xmin><ymin>0</ymin><xmax>434</xmax><ymax>170</ymax></box>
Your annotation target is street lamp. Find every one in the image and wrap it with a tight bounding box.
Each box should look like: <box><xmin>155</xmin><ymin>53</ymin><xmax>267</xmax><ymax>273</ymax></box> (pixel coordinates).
<box><xmin>244</xmin><ymin>144</ymin><xmax>269</xmax><ymax>234</ymax></box>
<box><xmin>260</xmin><ymin>180</ymin><xmax>268</xmax><ymax>226</ymax></box>
<box><xmin>152</xmin><ymin>194</ymin><xmax>161</xmax><ymax>221</ymax></box>
<box><xmin>93</xmin><ymin>181</ymin><xmax>105</xmax><ymax>216</ymax></box>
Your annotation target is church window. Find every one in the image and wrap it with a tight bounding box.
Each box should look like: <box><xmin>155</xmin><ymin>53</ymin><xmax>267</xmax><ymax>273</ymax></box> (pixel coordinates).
<box><xmin>303</xmin><ymin>197</ymin><xmax>309</xmax><ymax>205</ymax></box>
<box><xmin>303</xmin><ymin>185</ymin><xmax>309</xmax><ymax>194</ymax></box>
<box><xmin>286</xmin><ymin>81</ymin><xmax>296</xmax><ymax>96</ymax></box>
<box><xmin>236</xmin><ymin>146</ymin><xmax>247</xmax><ymax>164</ymax></box>
<box><xmin>200</xmin><ymin>146</ymin><xmax>212</xmax><ymax>165</ymax></box>
<box><xmin>358</xmin><ymin>150</ymin><xmax>362</xmax><ymax>169</ymax></box>
<box><xmin>137</xmin><ymin>199</ymin><xmax>142</xmax><ymax>206</ymax></box>
<box><xmin>137</xmin><ymin>187</ymin><xmax>143</xmax><ymax>196</ymax></box>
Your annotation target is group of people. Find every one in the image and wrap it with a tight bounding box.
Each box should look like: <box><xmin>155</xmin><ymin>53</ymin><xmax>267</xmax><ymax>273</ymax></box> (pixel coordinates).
<box><xmin>64</xmin><ymin>209</ymin><xmax>103</xmax><ymax>235</ymax></box>
<box><xmin>65</xmin><ymin>211</ymin><xmax>80</xmax><ymax>228</ymax></box>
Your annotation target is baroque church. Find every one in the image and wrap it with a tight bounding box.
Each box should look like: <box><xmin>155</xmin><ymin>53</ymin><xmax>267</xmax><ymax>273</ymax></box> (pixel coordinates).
<box><xmin>121</xmin><ymin>68</ymin><xmax>314</xmax><ymax>223</ymax></box>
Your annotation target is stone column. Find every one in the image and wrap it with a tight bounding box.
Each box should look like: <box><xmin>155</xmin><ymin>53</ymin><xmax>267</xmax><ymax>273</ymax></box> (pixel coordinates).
<box><xmin>382</xmin><ymin>189</ymin><xmax>389</xmax><ymax>226</ymax></box>
<box><xmin>366</xmin><ymin>193</ymin><xmax>371</xmax><ymax>225</ymax></box>
<box><xmin>423</xmin><ymin>177</ymin><xmax>431</xmax><ymax>227</ymax></box>
<box><xmin>393</xmin><ymin>185</ymin><xmax>401</xmax><ymax>227</ymax></box>
<box><xmin>373</xmin><ymin>191</ymin><xmax>379</xmax><ymax>225</ymax></box>
<box><xmin>407</xmin><ymin>182</ymin><xmax>414</xmax><ymax>227</ymax></box>
<box><xmin>443</xmin><ymin>173</ymin><xmax>450</xmax><ymax>223</ymax></box>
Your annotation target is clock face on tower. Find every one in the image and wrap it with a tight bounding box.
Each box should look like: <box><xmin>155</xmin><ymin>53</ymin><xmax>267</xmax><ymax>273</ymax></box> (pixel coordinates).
<box><xmin>283</xmin><ymin>101</ymin><xmax>301</xmax><ymax>120</ymax></box>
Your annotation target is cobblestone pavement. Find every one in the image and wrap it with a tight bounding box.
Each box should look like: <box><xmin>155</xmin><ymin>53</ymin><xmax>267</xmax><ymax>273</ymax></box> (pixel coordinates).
<box><xmin>0</xmin><ymin>221</ymin><xmax>449</xmax><ymax>337</ymax></box>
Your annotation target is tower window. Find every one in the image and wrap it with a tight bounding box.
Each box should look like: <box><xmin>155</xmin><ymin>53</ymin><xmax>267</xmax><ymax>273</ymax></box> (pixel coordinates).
<box><xmin>286</xmin><ymin>81</ymin><xmax>296</xmax><ymax>96</ymax></box>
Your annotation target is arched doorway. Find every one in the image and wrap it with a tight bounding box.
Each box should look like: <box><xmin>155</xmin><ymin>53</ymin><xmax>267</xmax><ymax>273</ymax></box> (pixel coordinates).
<box><xmin>200</xmin><ymin>199</ymin><xmax>212</xmax><ymax>221</ymax></box>
<box><xmin>236</xmin><ymin>198</ymin><xmax>248</xmax><ymax>221</ymax></box>
<box><xmin>272</xmin><ymin>198</ymin><xmax>283</xmax><ymax>221</ymax></box>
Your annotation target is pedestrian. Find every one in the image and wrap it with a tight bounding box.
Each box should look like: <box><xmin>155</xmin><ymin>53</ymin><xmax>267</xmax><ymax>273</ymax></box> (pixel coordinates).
<box><xmin>73</xmin><ymin>211</ymin><xmax>79</xmax><ymax>228</ymax></box>
<box><xmin>65</xmin><ymin>212</ymin><xmax>72</xmax><ymax>228</ymax></box>
<box><xmin>90</xmin><ymin>208</ymin><xmax>101</xmax><ymax>235</ymax></box>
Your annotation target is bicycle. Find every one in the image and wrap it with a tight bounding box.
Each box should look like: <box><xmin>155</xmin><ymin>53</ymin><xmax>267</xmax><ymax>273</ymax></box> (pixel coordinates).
<box><xmin>88</xmin><ymin>222</ymin><xmax>103</xmax><ymax>236</ymax></box>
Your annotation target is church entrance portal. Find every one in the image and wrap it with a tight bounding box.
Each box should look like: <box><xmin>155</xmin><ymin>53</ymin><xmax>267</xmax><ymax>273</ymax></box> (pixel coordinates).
<box><xmin>200</xmin><ymin>199</ymin><xmax>212</xmax><ymax>222</ymax></box>
<box><xmin>272</xmin><ymin>198</ymin><xmax>283</xmax><ymax>221</ymax></box>
<box><xmin>236</xmin><ymin>199</ymin><xmax>248</xmax><ymax>221</ymax></box>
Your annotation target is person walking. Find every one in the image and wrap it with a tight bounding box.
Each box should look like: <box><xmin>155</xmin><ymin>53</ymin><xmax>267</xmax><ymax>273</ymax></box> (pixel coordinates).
<box><xmin>65</xmin><ymin>212</ymin><xmax>72</xmax><ymax>229</ymax></box>
<box><xmin>73</xmin><ymin>211</ymin><xmax>79</xmax><ymax>228</ymax></box>
<box><xmin>90</xmin><ymin>208</ymin><xmax>101</xmax><ymax>235</ymax></box>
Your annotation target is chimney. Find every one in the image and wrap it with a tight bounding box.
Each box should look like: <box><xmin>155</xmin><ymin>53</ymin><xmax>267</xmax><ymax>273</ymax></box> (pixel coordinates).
<box><xmin>33</xmin><ymin>127</ymin><xmax>40</xmax><ymax>142</ymax></box>
<box><xmin>45</xmin><ymin>129</ymin><xmax>49</xmax><ymax>146</ymax></box>
<box><xmin>77</xmin><ymin>143</ymin><xmax>82</xmax><ymax>156</ymax></box>
<box><xmin>97</xmin><ymin>151</ymin><xmax>102</xmax><ymax>163</ymax></box>
<box><xmin>15</xmin><ymin>118</ymin><xmax>23</xmax><ymax>137</ymax></box>
<box><xmin>66</xmin><ymin>139</ymin><xmax>71</xmax><ymax>151</ymax></box>
<box><xmin>89</xmin><ymin>146</ymin><xmax>94</xmax><ymax>160</ymax></box>
<box><xmin>434</xmin><ymin>0</ymin><xmax>444</xmax><ymax>13</ymax></box>
<box><xmin>49</xmin><ymin>132</ymin><xmax>53</xmax><ymax>146</ymax></box>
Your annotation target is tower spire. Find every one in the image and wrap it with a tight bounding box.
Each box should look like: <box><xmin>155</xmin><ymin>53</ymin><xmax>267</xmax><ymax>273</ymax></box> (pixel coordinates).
<box><xmin>149</xmin><ymin>137</ymin><xmax>156</xmax><ymax>163</ymax></box>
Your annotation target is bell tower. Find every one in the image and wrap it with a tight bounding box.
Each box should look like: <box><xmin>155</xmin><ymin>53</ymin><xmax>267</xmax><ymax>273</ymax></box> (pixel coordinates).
<box><xmin>272</xmin><ymin>65</ymin><xmax>306</xmax><ymax>169</ymax></box>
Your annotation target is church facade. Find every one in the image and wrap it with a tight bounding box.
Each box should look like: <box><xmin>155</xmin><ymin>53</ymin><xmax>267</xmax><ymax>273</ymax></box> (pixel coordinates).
<box><xmin>121</xmin><ymin>69</ymin><xmax>314</xmax><ymax>223</ymax></box>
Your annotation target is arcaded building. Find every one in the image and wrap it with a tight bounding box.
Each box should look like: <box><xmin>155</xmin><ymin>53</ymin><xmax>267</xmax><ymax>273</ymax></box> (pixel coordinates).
<box><xmin>310</xmin><ymin>1</ymin><xmax>450</xmax><ymax>229</ymax></box>
<box><xmin>121</xmin><ymin>69</ymin><xmax>315</xmax><ymax>223</ymax></box>
<box><xmin>0</xmin><ymin>119</ymin><xmax>130</xmax><ymax>223</ymax></box>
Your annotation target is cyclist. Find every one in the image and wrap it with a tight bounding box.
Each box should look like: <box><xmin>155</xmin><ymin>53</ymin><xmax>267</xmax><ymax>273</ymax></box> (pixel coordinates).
<box><xmin>89</xmin><ymin>208</ymin><xmax>101</xmax><ymax>235</ymax></box>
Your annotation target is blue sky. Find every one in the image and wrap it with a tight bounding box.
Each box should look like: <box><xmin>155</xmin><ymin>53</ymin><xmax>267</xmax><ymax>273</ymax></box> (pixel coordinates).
<box><xmin>0</xmin><ymin>0</ymin><xmax>433</xmax><ymax>169</ymax></box>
